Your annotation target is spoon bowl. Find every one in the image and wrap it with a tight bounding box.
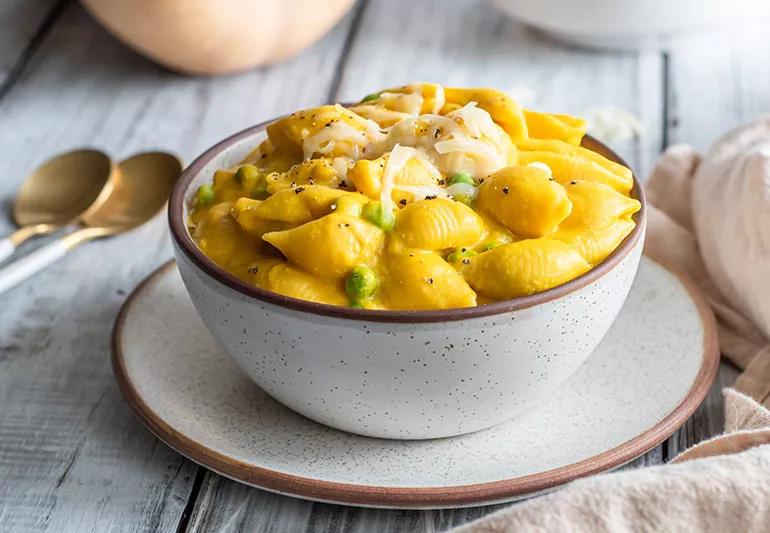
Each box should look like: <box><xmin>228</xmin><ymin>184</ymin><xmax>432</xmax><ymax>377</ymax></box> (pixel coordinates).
<box><xmin>76</xmin><ymin>151</ymin><xmax>183</xmax><ymax>237</ymax></box>
<box><xmin>0</xmin><ymin>151</ymin><xmax>183</xmax><ymax>294</ymax></box>
<box><xmin>1</xmin><ymin>149</ymin><xmax>116</xmax><ymax>261</ymax></box>
<box><xmin>14</xmin><ymin>149</ymin><xmax>114</xmax><ymax>226</ymax></box>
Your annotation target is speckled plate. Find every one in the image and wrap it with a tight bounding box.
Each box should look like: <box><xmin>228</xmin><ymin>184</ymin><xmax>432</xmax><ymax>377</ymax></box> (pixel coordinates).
<box><xmin>112</xmin><ymin>256</ymin><xmax>718</xmax><ymax>509</ymax></box>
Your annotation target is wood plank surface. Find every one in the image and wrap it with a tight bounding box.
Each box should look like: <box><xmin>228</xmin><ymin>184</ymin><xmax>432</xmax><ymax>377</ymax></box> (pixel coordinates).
<box><xmin>666</xmin><ymin>23</ymin><xmax>770</xmax><ymax>151</ymax></box>
<box><xmin>667</xmin><ymin>363</ymin><xmax>741</xmax><ymax>457</ymax></box>
<box><xmin>0</xmin><ymin>2</ymin><xmax>353</xmax><ymax>531</ymax></box>
<box><xmin>1</xmin><ymin>0</ymin><xmax>752</xmax><ymax>531</ymax></box>
<box><xmin>186</xmin><ymin>452</ymin><xmax>663</xmax><ymax>533</ymax></box>
<box><xmin>0</xmin><ymin>0</ymin><xmax>63</xmax><ymax>91</ymax></box>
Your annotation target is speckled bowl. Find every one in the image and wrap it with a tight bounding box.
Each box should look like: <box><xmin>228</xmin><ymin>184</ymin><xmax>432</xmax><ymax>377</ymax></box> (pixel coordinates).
<box><xmin>168</xmin><ymin>120</ymin><xmax>647</xmax><ymax>440</ymax></box>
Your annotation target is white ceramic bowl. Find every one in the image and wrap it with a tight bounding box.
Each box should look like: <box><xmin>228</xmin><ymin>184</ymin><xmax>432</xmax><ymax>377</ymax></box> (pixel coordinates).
<box><xmin>169</xmin><ymin>121</ymin><xmax>647</xmax><ymax>439</ymax></box>
<box><xmin>492</xmin><ymin>0</ymin><xmax>770</xmax><ymax>50</ymax></box>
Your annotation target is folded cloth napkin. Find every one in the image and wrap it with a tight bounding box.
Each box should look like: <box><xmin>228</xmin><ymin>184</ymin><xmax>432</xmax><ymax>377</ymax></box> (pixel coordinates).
<box><xmin>453</xmin><ymin>118</ymin><xmax>770</xmax><ymax>533</ymax></box>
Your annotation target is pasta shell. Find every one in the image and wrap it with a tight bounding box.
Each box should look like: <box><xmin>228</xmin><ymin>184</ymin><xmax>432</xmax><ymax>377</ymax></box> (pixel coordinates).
<box><xmin>561</xmin><ymin>180</ymin><xmax>641</xmax><ymax>231</ymax></box>
<box><xmin>523</xmin><ymin>110</ymin><xmax>586</xmax><ymax>146</ymax></box>
<box><xmin>462</xmin><ymin>239</ymin><xmax>590</xmax><ymax>299</ymax></box>
<box><xmin>264</xmin><ymin>158</ymin><xmax>342</xmax><ymax>193</ymax></box>
<box><xmin>554</xmin><ymin>218</ymin><xmax>636</xmax><ymax>265</ymax></box>
<box><xmin>266</xmin><ymin>104</ymin><xmax>378</xmax><ymax>160</ymax></box>
<box><xmin>348</xmin><ymin>152</ymin><xmax>440</xmax><ymax>201</ymax></box>
<box><xmin>192</xmin><ymin>202</ymin><xmax>260</xmax><ymax>274</ymax></box>
<box><xmin>443</xmin><ymin>87</ymin><xmax>528</xmax><ymax>142</ymax></box>
<box><xmin>210</xmin><ymin>168</ymin><xmax>258</xmax><ymax>202</ymax></box>
<box><xmin>263</xmin><ymin>213</ymin><xmax>384</xmax><ymax>278</ymax></box>
<box><xmin>350</xmin><ymin>83</ymin><xmax>446</xmax><ymax>125</ymax></box>
<box><xmin>237</xmin><ymin>186</ymin><xmax>364</xmax><ymax>225</ymax></box>
<box><xmin>476</xmin><ymin>211</ymin><xmax>515</xmax><ymax>247</ymax></box>
<box><xmin>384</xmin><ymin>83</ymin><xmax>446</xmax><ymax>114</ymax></box>
<box><xmin>241</xmin><ymin>139</ymin><xmax>298</xmax><ymax>174</ymax></box>
<box><xmin>250</xmin><ymin>258</ymin><xmax>347</xmax><ymax>306</ymax></box>
<box><xmin>231</xmin><ymin>198</ymin><xmax>291</xmax><ymax>238</ymax></box>
<box><xmin>379</xmin><ymin>251</ymin><xmax>476</xmax><ymax>310</ymax></box>
<box><xmin>348</xmin><ymin>155</ymin><xmax>386</xmax><ymax>199</ymax></box>
<box><xmin>518</xmin><ymin>151</ymin><xmax>634</xmax><ymax>193</ymax></box>
<box><xmin>475</xmin><ymin>166</ymin><xmax>572</xmax><ymax>238</ymax></box>
<box><xmin>393</xmin><ymin>197</ymin><xmax>485</xmax><ymax>250</ymax></box>
<box><xmin>518</xmin><ymin>138</ymin><xmax>633</xmax><ymax>183</ymax></box>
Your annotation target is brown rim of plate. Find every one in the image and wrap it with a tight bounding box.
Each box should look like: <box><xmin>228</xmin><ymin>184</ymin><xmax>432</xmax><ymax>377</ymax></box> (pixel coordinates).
<box><xmin>167</xmin><ymin>117</ymin><xmax>647</xmax><ymax>323</ymax></box>
<box><xmin>111</xmin><ymin>254</ymin><xmax>718</xmax><ymax>508</ymax></box>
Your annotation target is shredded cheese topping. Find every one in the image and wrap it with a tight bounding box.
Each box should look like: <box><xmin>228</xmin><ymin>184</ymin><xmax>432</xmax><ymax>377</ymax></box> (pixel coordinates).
<box><xmin>332</xmin><ymin>157</ymin><xmax>350</xmax><ymax>182</ymax></box>
<box><xmin>376</xmin><ymin>103</ymin><xmax>512</xmax><ymax>178</ymax></box>
<box><xmin>432</xmin><ymin>84</ymin><xmax>446</xmax><ymax>114</ymax></box>
<box><xmin>380</xmin><ymin>144</ymin><xmax>415</xmax><ymax>213</ymax></box>
<box><xmin>299</xmin><ymin>99</ymin><xmax>514</xmax><ymax>199</ymax></box>
<box><xmin>302</xmin><ymin>105</ymin><xmax>385</xmax><ymax>161</ymax></box>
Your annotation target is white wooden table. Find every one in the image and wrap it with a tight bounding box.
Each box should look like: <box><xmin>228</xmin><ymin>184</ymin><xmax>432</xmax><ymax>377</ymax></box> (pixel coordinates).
<box><xmin>0</xmin><ymin>1</ymin><xmax>764</xmax><ymax>531</ymax></box>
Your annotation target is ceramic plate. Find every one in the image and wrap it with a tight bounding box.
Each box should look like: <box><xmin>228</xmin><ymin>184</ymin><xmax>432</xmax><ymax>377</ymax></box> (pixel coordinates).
<box><xmin>112</xmin><ymin>256</ymin><xmax>718</xmax><ymax>508</ymax></box>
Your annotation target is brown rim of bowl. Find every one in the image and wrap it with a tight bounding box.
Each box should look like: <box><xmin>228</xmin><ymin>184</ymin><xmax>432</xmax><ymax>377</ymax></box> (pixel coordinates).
<box><xmin>168</xmin><ymin>119</ymin><xmax>647</xmax><ymax>323</ymax></box>
<box><xmin>112</xmin><ymin>253</ymin><xmax>718</xmax><ymax>507</ymax></box>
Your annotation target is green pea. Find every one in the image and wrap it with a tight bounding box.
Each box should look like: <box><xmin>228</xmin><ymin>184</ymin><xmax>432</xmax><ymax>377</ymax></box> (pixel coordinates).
<box><xmin>481</xmin><ymin>241</ymin><xmax>504</xmax><ymax>252</ymax></box>
<box><xmin>360</xmin><ymin>91</ymin><xmax>382</xmax><ymax>103</ymax></box>
<box><xmin>448</xmin><ymin>171</ymin><xmax>475</xmax><ymax>186</ymax></box>
<box><xmin>234</xmin><ymin>164</ymin><xmax>259</xmax><ymax>183</ymax></box>
<box><xmin>346</xmin><ymin>265</ymin><xmax>379</xmax><ymax>303</ymax></box>
<box><xmin>250</xmin><ymin>181</ymin><xmax>268</xmax><ymax>200</ymax></box>
<box><xmin>452</xmin><ymin>193</ymin><xmax>473</xmax><ymax>206</ymax></box>
<box><xmin>195</xmin><ymin>183</ymin><xmax>215</xmax><ymax>206</ymax></box>
<box><xmin>446</xmin><ymin>247</ymin><xmax>477</xmax><ymax>263</ymax></box>
<box><xmin>362</xmin><ymin>201</ymin><xmax>395</xmax><ymax>231</ymax></box>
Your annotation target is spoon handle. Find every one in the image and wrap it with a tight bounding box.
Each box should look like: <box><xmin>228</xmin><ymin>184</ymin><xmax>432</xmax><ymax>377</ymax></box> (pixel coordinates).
<box><xmin>0</xmin><ymin>239</ymin><xmax>68</xmax><ymax>294</ymax></box>
<box><xmin>0</xmin><ymin>238</ymin><xmax>14</xmax><ymax>263</ymax></box>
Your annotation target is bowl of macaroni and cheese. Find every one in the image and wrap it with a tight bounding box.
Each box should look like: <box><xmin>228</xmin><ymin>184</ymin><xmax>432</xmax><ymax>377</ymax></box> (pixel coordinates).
<box><xmin>169</xmin><ymin>83</ymin><xmax>646</xmax><ymax>439</ymax></box>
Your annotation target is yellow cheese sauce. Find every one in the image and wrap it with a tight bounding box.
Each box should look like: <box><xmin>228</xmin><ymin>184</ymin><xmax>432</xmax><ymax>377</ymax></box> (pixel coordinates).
<box><xmin>189</xmin><ymin>83</ymin><xmax>640</xmax><ymax>310</ymax></box>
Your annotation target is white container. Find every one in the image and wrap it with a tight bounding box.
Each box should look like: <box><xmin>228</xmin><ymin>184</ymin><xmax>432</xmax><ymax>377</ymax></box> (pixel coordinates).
<box><xmin>168</xmin><ymin>122</ymin><xmax>647</xmax><ymax>439</ymax></box>
<box><xmin>492</xmin><ymin>0</ymin><xmax>770</xmax><ymax>50</ymax></box>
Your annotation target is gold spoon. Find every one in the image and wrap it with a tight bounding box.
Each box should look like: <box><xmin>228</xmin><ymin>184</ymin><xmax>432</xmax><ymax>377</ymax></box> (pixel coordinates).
<box><xmin>0</xmin><ymin>149</ymin><xmax>116</xmax><ymax>262</ymax></box>
<box><xmin>0</xmin><ymin>151</ymin><xmax>183</xmax><ymax>294</ymax></box>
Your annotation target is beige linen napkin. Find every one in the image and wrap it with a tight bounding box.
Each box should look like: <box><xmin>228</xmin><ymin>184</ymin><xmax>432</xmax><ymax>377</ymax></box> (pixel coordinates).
<box><xmin>454</xmin><ymin>119</ymin><xmax>770</xmax><ymax>532</ymax></box>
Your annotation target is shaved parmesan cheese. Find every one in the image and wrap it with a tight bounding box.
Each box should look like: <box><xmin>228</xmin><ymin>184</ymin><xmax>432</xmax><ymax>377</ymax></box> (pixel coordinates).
<box><xmin>332</xmin><ymin>157</ymin><xmax>350</xmax><ymax>181</ymax></box>
<box><xmin>410</xmin><ymin>150</ymin><xmax>442</xmax><ymax>181</ymax></box>
<box><xmin>298</xmin><ymin>96</ymin><xmax>513</xmax><ymax>196</ymax></box>
<box><xmin>432</xmin><ymin>84</ymin><xmax>446</xmax><ymax>114</ymax></box>
<box><xmin>449</xmin><ymin>102</ymin><xmax>512</xmax><ymax>155</ymax></box>
<box><xmin>434</xmin><ymin>136</ymin><xmax>501</xmax><ymax>163</ymax></box>
<box><xmin>380</xmin><ymin>144</ymin><xmax>415</xmax><ymax>213</ymax></box>
<box><xmin>582</xmin><ymin>106</ymin><xmax>645</xmax><ymax>142</ymax></box>
<box><xmin>302</xmin><ymin>121</ymin><xmax>360</xmax><ymax>159</ymax></box>
<box><xmin>336</xmin><ymin>104</ymin><xmax>384</xmax><ymax>138</ymax></box>
<box><xmin>350</xmin><ymin>105</ymin><xmax>412</xmax><ymax>127</ymax></box>
<box><xmin>450</xmin><ymin>102</ymin><xmax>483</xmax><ymax>136</ymax></box>
<box><xmin>381</xmin><ymin>114</ymin><xmax>457</xmax><ymax>152</ymax></box>
<box><xmin>379</xmin><ymin>91</ymin><xmax>423</xmax><ymax>115</ymax></box>
<box><xmin>302</xmin><ymin>109</ymin><xmax>386</xmax><ymax>161</ymax></box>
<box><xmin>373</xmin><ymin>103</ymin><xmax>513</xmax><ymax>178</ymax></box>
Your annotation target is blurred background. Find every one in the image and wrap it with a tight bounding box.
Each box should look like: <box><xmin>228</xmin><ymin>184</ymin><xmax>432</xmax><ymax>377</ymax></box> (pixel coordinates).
<box><xmin>3</xmin><ymin>0</ymin><xmax>769</xmax><ymax>184</ymax></box>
